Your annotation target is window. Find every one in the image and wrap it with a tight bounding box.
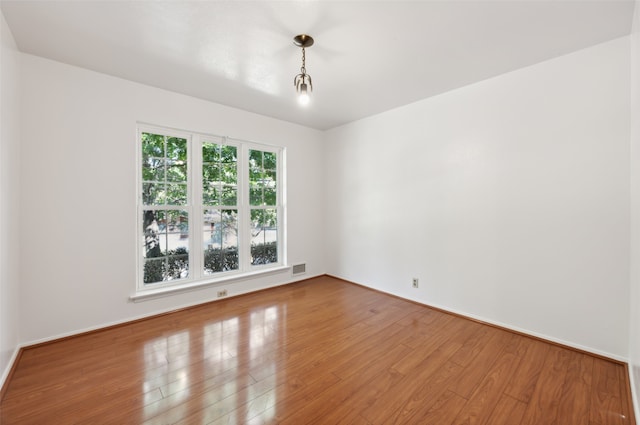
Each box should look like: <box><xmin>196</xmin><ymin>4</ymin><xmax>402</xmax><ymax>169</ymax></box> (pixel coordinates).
<box><xmin>137</xmin><ymin>125</ymin><xmax>285</xmax><ymax>291</ymax></box>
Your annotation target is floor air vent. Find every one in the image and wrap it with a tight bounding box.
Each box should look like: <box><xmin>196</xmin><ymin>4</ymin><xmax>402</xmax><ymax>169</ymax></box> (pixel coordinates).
<box><xmin>292</xmin><ymin>263</ymin><xmax>306</xmax><ymax>275</ymax></box>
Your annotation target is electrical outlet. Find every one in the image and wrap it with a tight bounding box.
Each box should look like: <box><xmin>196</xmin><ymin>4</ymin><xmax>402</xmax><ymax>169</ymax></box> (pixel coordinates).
<box><xmin>412</xmin><ymin>278</ymin><xmax>419</xmax><ymax>288</ymax></box>
<box><xmin>217</xmin><ymin>289</ymin><xmax>228</xmax><ymax>298</ymax></box>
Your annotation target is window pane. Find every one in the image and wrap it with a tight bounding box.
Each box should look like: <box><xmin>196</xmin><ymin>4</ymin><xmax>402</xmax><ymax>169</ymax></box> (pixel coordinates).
<box><xmin>249</xmin><ymin>167</ymin><xmax>263</xmax><ymax>183</ymax></box>
<box><xmin>165</xmin><ymin>210</ymin><xmax>189</xmax><ymax>253</ymax></box>
<box><xmin>142</xmin><ymin>133</ymin><xmax>164</xmax><ymax>157</ymax></box>
<box><xmin>221</xmin><ymin>186</ymin><xmax>237</xmax><ymax>206</ymax></box>
<box><xmin>143</xmin><ymin>209</ymin><xmax>189</xmax><ymax>284</ymax></box>
<box><xmin>166</xmin><ymin>137</ymin><xmax>187</xmax><ymax>161</ymax></box>
<box><xmin>143</xmin><ymin>210</ymin><xmax>163</xmax><ymax>259</ymax></box>
<box><xmin>221</xmin><ymin>161</ymin><xmax>237</xmax><ymax>205</ymax></box>
<box><xmin>249</xmin><ymin>150</ymin><xmax>263</xmax><ymax>168</ymax></box>
<box><xmin>144</xmin><ymin>258</ymin><xmax>165</xmax><ymax>284</ymax></box>
<box><xmin>167</xmin><ymin>251</ymin><xmax>189</xmax><ymax>280</ymax></box>
<box><xmin>250</xmin><ymin>209</ymin><xmax>278</xmax><ymax>265</ymax></box>
<box><xmin>263</xmin><ymin>152</ymin><xmax>276</xmax><ymax>170</ymax></box>
<box><xmin>249</xmin><ymin>149</ymin><xmax>277</xmax><ymax>207</ymax></box>
<box><xmin>263</xmin><ymin>170</ymin><xmax>276</xmax><ymax>206</ymax></box>
<box><xmin>221</xmin><ymin>145</ymin><xmax>237</xmax><ymax>163</ymax></box>
<box><xmin>202</xmin><ymin>142</ymin><xmax>221</xmax><ymax>162</ymax></box>
<box><xmin>222</xmin><ymin>163</ymin><xmax>237</xmax><ymax>184</ymax></box>
<box><xmin>204</xmin><ymin>209</ymin><xmax>238</xmax><ymax>274</ymax></box>
<box><xmin>264</xmin><ymin>188</ymin><xmax>277</xmax><ymax>206</ymax></box>
<box><xmin>166</xmin><ymin>183</ymin><xmax>187</xmax><ymax>205</ymax></box>
<box><xmin>166</xmin><ymin>161</ymin><xmax>187</xmax><ymax>182</ymax></box>
<box><xmin>203</xmin><ymin>185</ymin><xmax>219</xmax><ymax>206</ymax></box>
<box><xmin>249</xmin><ymin>187</ymin><xmax>263</xmax><ymax>205</ymax></box>
<box><xmin>203</xmin><ymin>143</ymin><xmax>237</xmax><ymax>208</ymax></box>
<box><xmin>142</xmin><ymin>159</ymin><xmax>165</xmax><ymax>182</ymax></box>
<box><xmin>263</xmin><ymin>170</ymin><xmax>276</xmax><ymax>186</ymax></box>
<box><xmin>203</xmin><ymin>164</ymin><xmax>221</xmax><ymax>183</ymax></box>
<box><xmin>142</xmin><ymin>183</ymin><xmax>164</xmax><ymax>205</ymax></box>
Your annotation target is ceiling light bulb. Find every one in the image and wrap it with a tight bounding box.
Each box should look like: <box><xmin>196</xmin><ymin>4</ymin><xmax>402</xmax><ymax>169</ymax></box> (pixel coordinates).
<box><xmin>298</xmin><ymin>84</ymin><xmax>310</xmax><ymax>105</ymax></box>
<box><xmin>298</xmin><ymin>93</ymin><xmax>310</xmax><ymax>106</ymax></box>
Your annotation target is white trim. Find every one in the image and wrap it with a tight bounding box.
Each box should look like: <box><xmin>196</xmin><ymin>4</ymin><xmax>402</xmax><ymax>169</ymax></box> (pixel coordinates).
<box><xmin>427</xmin><ymin>300</ymin><xmax>627</xmax><ymax>361</ymax></box>
<box><xmin>20</xmin><ymin>274</ymin><xmax>324</xmax><ymax>348</ymax></box>
<box><xmin>280</xmin><ymin>147</ymin><xmax>288</xmax><ymax>267</ymax></box>
<box><xmin>630</xmin><ymin>364</ymin><xmax>640</xmax><ymax>422</ymax></box>
<box><xmin>0</xmin><ymin>345</ymin><xmax>21</xmax><ymax>392</ymax></box>
<box><xmin>191</xmin><ymin>133</ymin><xmax>203</xmax><ymax>278</ymax></box>
<box><xmin>329</xmin><ymin>275</ymin><xmax>630</xmax><ymax>363</ymax></box>
<box><xmin>130</xmin><ymin>265</ymin><xmax>291</xmax><ymax>302</ymax></box>
<box><xmin>239</xmin><ymin>143</ymin><xmax>250</xmax><ymax>271</ymax></box>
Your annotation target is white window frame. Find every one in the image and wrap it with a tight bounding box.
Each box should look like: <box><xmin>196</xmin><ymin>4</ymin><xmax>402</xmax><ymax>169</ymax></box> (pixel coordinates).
<box><xmin>135</xmin><ymin>124</ymin><xmax>286</xmax><ymax>297</ymax></box>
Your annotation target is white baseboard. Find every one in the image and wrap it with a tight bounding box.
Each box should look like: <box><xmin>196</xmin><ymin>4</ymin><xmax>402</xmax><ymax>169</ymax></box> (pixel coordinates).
<box><xmin>424</xmin><ymin>299</ymin><xmax>628</xmax><ymax>362</ymax></box>
<box><xmin>20</xmin><ymin>274</ymin><xmax>323</xmax><ymax>348</ymax></box>
<box><xmin>629</xmin><ymin>364</ymin><xmax>640</xmax><ymax>422</ymax></box>
<box><xmin>328</xmin><ymin>274</ymin><xmax>628</xmax><ymax>363</ymax></box>
<box><xmin>0</xmin><ymin>345</ymin><xmax>21</xmax><ymax>394</ymax></box>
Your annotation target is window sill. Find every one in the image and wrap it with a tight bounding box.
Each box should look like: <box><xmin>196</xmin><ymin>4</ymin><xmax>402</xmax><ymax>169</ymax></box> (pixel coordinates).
<box><xmin>129</xmin><ymin>265</ymin><xmax>291</xmax><ymax>303</ymax></box>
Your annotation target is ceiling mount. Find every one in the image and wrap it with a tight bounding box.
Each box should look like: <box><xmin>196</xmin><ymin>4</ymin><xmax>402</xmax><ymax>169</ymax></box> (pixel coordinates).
<box><xmin>293</xmin><ymin>34</ymin><xmax>314</xmax><ymax>48</ymax></box>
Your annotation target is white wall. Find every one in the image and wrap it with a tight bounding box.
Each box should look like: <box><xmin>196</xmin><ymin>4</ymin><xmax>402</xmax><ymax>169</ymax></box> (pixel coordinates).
<box><xmin>0</xmin><ymin>11</ymin><xmax>21</xmax><ymax>387</ymax></box>
<box><xmin>18</xmin><ymin>54</ymin><xmax>325</xmax><ymax>343</ymax></box>
<box><xmin>325</xmin><ymin>37</ymin><xmax>630</xmax><ymax>359</ymax></box>
<box><xmin>629</xmin><ymin>0</ymin><xmax>640</xmax><ymax>415</ymax></box>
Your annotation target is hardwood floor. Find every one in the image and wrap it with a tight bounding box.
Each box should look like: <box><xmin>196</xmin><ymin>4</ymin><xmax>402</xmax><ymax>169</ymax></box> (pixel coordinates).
<box><xmin>0</xmin><ymin>276</ymin><xmax>635</xmax><ymax>424</ymax></box>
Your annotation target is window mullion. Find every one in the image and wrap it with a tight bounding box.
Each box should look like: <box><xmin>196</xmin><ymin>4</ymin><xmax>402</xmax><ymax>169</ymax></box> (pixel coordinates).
<box><xmin>238</xmin><ymin>143</ymin><xmax>250</xmax><ymax>272</ymax></box>
<box><xmin>191</xmin><ymin>134</ymin><xmax>203</xmax><ymax>280</ymax></box>
<box><xmin>278</xmin><ymin>147</ymin><xmax>286</xmax><ymax>266</ymax></box>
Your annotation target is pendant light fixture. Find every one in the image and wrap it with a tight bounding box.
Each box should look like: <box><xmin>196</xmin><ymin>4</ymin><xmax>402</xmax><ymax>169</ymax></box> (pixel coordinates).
<box><xmin>293</xmin><ymin>34</ymin><xmax>314</xmax><ymax>106</ymax></box>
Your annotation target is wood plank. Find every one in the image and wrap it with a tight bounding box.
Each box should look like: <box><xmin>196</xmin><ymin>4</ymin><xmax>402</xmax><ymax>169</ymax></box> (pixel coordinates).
<box><xmin>485</xmin><ymin>394</ymin><xmax>528</xmax><ymax>425</ymax></box>
<box><xmin>503</xmin><ymin>338</ymin><xmax>550</xmax><ymax>403</ymax></box>
<box><xmin>360</xmin><ymin>344</ymin><xmax>466</xmax><ymax>424</ymax></box>
<box><xmin>520</xmin><ymin>345</ymin><xmax>572</xmax><ymax>425</ymax></box>
<box><xmin>414</xmin><ymin>390</ymin><xmax>468</xmax><ymax>425</ymax></box>
<box><xmin>380</xmin><ymin>360</ymin><xmax>464</xmax><ymax>425</ymax></box>
<box><xmin>556</xmin><ymin>351</ymin><xmax>594</xmax><ymax>425</ymax></box>
<box><xmin>278</xmin><ymin>343</ymin><xmax>412</xmax><ymax>425</ymax></box>
<box><xmin>590</xmin><ymin>358</ymin><xmax>625</xmax><ymax>425</ymax></box>
<box><xmin>447</xmin><ymin>329</ymin><xmax>512</xmax><ymax>399</ymax></box>
<box><xmin>450</xmin><ymin>336</ymin><xmax>524</xmax><ymax>425</ymax></box>
<box><xmin>619</xmin><ymin>364</ymin><xmax>636</xmax><ymax>424</ymax></box>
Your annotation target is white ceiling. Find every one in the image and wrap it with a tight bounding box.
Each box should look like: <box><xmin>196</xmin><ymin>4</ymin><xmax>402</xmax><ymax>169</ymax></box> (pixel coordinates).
<box><xmin>1</xmin><ymin>1</ymin><xmax>635</xmax><ymax>130</ymax></box>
